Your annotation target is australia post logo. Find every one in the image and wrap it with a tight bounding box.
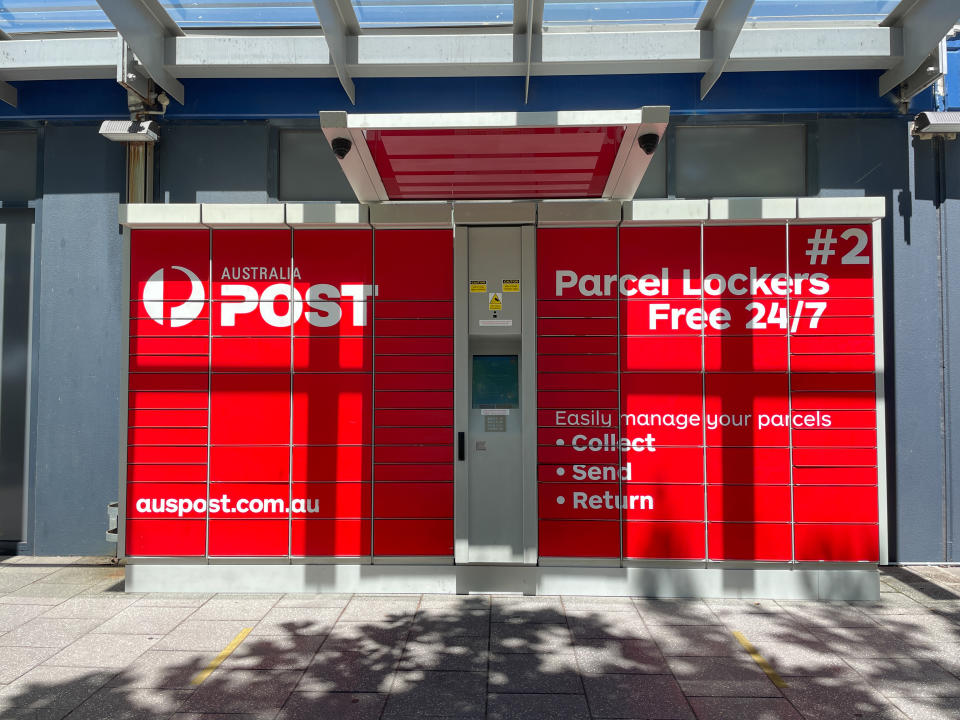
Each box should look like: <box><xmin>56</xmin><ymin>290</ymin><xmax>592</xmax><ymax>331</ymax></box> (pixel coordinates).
<box><xmin>142</xmin><ymin>264</ymin><xmax>376</xmax><ymax>328</ymax></box>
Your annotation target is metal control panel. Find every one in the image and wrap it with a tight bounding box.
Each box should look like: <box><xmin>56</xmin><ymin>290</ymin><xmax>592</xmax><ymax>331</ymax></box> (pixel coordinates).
<box><xmin>463</xmin><ymin>226</ymin><xmax>526</xmax><ymax>564</ymax></box>
<box><xmin>468</xmin><ymin>227</ymin><xmax>522</xmax><ymax>335</ymax></box>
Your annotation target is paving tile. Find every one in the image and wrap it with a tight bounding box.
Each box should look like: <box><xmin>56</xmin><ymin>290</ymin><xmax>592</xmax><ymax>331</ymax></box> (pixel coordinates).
<box><xmin>851</xmin><ymin>594</ymin><xmax>929</xmax><ymax>615</ymax></box>
<box><xmin>780</xmin><ymin>676</ymin><xmax>910</xmax><ymax>720</ymax></box>
<box><xmin>888</xmin><ymin>696</ymin><xmax>960</xmax><ymax>719</ymax></box>
<box><xmin>0</xmin><ymin>666</ymin><xmax>114</xmax><ymax>709</ymax></box>
<box><xmin>846</xmin><ymin>657</ymin><xmax>960</xmax><ymax>697</ymax></box>
<box><xmin>776</xmin><ymin>602</ymin><xmax>879</xmax><ymax>628</ymax></box>
<box><xmin>320</xmin><ymin>621</ymin><xmax>410</xmax><ymax>653</ymax></box>
<box><xmin>872</xmin><ymin>613</ymin><xmax>960</xmax><ymax>644</ymax></box>
<box><xmin>561</xmin><ymin>596</ymin><xmax>637</xmax><ymax>612</ymax></box>
<box><xmin>338</xmin><ymin>597</ymin><xmax>420</xmax><ymax>622</ymax></box>
<box><xmin>297</xmin><ymin>649</ymin><xmax>399</xmax><ymax>692</ymax></box>
<box><xmin>491</xmin><ymin>596</ymin><xmax>565</xmax><ymax>624</ymax></box>
<box><xmin>566</xmin><ymin>609</ymin><xmax>651</xmax><ymax>640</ymax></box>
<box><xmin>0</xmin><ymin>605</ymin><xmax>48</xmax><ymax>632</ymax></box>
<box><xmin>488</xmin><ymin>652</ymin><xmax>582</xmax><ymax>694</ymax></box>
<box><xmin>666</xmin><ymin>655</ymin><xmax>780</xmax><ymax>697</ymax></box>
<box><xmin>220</xmin><ymin>634</ymin><xmax>324</xmax><ymax>670</ymax></box>
<box><xmin>134</xmin><ymin>594</ymin><xmax>214</xmax><ymax>608</ymax></box>
<box><xmin>276</xmin><ymin>691</ymin><xmax>386</xmax><ymax>720</ymax></box>
<box><xmin>399</xmin><ymin>635</ymin><xmax>487</xmax><ymax>672</ymax></box>
<box><xmin>0</xmin><ymin>584</ymin><xmax>85</xmax><ymax>605</ymax></box>
<box><xmin>66</xmin><ymin>686</ymin><xmax>193</xmax><ymax>720</ymax></box>
<box><xmin>919</xmin><ymin>642</ymin><xmax>960</xmax><ymax>678</ymax></box>
<box><xmin>0</xmin><ymin>647</ymin><xmax>59</xmax><ymax>684</ymax></box>
<box><xmin>417</xmin><ymin>594</ymin><xmax>489</xmax><ymax>610</ymax></box>
<box><xmin>153</xmin><ymin>621</ymin><xmax>254</xmax><ymax>652</ymax></box>
<box><xmin>810</xmin><ymin>626</ymin><xmax>927</xmax><ymax>658</ymax></box>
<box><xmin>40</xmin><ymin>596</ymin><xmax>139</xmax><ymax>619</ymax></box>
<box><xmin>35</xmin><ymin>567</ymin><xmax>122</xmax><ymax>586</ymax></box>
<box><xmin>0</xmin><ymin>575</ymin><xmax>37</xmax><ymax>593</ymax></box>
<box><xmin>0</xmin><ymin>704</ymin><xmax>70</xmax><ymax>719</ymax></box>
<box><xmin>251</xmin><ymin>607</ymin><xmax>341</xmax><ymax>636</ymax></box>
<box><xmin>646</xmin><ymin>624</ymin><xmax>743</xmax><ymax>656</ymax></box>
<box><xmin>108</xmin><ymin>650</ymin><xmax>218</xmax><ymax>689</ymax></box>
<box><xmin>573</xmin><ymin>638</ymin><xmax>669</xmax><ymax>675</ymax></box>
<box><xmin>92</xmin><ymin>606</ymin><xmax>195</xmax><ymax>635</ymax></box>
<box><xmin>189</xmin><ymin>596</ymin><xmax>280</xmax><ymax>621</ymax></box>
<box><xmin>749</xmin><ymin>638</ymin><xmax>858</xmax><ymax>678</ymax></box>
<box><xmin>44</xmin><ymin>633</ymin><xmax>161</xmax><ymax>668</ymax></box>
<box><xmin>179</xmin><ymin>669</ymin><xmax>300</xmax><ymax>713</ymax></box>
<box><xmin>583</xmin><ymin>674</ymin><xmax>694</xmax><ymax>719</ymax></box>
<box><xmin>633</xmin><ymin>599</ymin><xmax>721</xmax><ymax>626</ymax></box>
<box><xmin>0</xmin><ymin>618</ymin><xmax>104</xmax><ymax>648</ymax></box>
<box><xmin>274</xmin><ymin>593</ymin><xmax>353</xmax><ymax>609</ymax></box>
<box><xmin>487</xmin><ymin>693</ymin><xmax>589</xmax><ymax>719</ymax></box>
<box><xmin>490</xmin><ymin>621</ymin><xmax>574</xmax><ymax>654</ymax></box>
<box><xmin>171</xmin><ymin>714</ymin><xmax>278</xmax><ymax>720</ymax></box>
<box><xmin>409</xmin><ymin>607</ymin><xmax>490</xmax><ymax>638</ymax></box>
<box><xmin>715</xmin><ymin>612</ymin><xmax>818</xmax><ymax>642</ymax></box>
<box><xmin>687</xmin><ymin>697</ymin><xmax>804</xmax><ymax>720</ymax></box>
<box><xmin>383</xmin><ymin>671</ymin><xmax>486</xmax><ymax>719</ymax></box>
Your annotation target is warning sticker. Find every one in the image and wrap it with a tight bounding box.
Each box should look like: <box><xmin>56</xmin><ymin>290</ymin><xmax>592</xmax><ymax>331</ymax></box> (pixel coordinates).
<box><xmin>488</xmin><ymin>293</ymin><xmax>502</xmax><ymax>311</ymax></box>
<box><xmin>469</xmin><ymin>280</ymin><xmax>487</xmax><ymax>293</ymax></box>
<box><xmin>502</xmin><ymin>279</ymin><xmax>520</xmax><ymax>293</ymax></box>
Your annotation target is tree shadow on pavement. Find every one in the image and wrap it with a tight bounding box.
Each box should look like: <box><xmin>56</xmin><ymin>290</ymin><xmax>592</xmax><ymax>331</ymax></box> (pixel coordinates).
<box><xmin>0</xmin><ymin>585</ymin><xmax>959</xmax><ymax>719</ymax></box>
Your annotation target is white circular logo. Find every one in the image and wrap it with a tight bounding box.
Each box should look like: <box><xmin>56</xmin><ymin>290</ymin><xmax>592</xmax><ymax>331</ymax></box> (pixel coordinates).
<box><xmin>143</xmin><ymin>265</ymin><xmax>205</xmax><ymax>327</ymax></box>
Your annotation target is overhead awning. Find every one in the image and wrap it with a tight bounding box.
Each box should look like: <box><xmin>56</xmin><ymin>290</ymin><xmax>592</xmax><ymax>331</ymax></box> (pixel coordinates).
<box><xmin>319</xmin><ymin>107</ymin><xmax>669</xmax><ymax>202</ymax></box>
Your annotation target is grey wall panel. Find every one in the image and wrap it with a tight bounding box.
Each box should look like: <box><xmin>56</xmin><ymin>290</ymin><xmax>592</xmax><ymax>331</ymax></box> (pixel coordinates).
<box><xmin>32</xmin><ymin>125</ymin><xmax>125</xmax><ymax>555</ymax></box>
<box><xmin>0</xmin><ymin>209</ymin><xmax>33</xmax><ymax>549</ymax></box>
<box><xmin>157</xmin><ymin>124</ymin><xmax>271</xmax><ymax>203</ymax></box>
<box><xmin>944</xmin><ymin>139</ymin><xmax>960</xmax><ymax>563</ymax></box>
<box><xmin>278</xmin><ymin>129</ymin><xmax>356</xmax><ymax>202</ymax></box>
<box><xmin>815</xmin><ymin>119</ymin><xmax>945</xmax><ymax>562</ymax></box>
<box><xmin>0</xmin><ymin>132</ymin><xmax>38</xmax><ymax>202</ymax></box>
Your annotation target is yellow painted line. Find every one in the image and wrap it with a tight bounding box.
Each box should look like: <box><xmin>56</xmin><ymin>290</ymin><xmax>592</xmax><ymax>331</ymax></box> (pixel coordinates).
<box><xmin>190</xmin><ymin>628</ymin><xmax>253</xmax><ymax>686</ymax></box>
<box><xmin>732</xmin><ymin>630</ymin><xmax>789</xmax><ymax>689</ymax></box>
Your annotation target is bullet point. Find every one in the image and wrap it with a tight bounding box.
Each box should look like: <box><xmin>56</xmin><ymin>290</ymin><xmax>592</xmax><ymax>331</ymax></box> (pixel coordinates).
<box><xmin>556</xmin><ymin>439</ymin><xmax>564</xmax><ymax>446</ymax></box>
<box><xmin>556</xmin><ymin>467</ymin><xmax>565</xmax><ymax>476</ymax></box>
<box><xmin>556</xmin><ymin>496</ymin><xmax>565</xmax><ymax>505</ymax></box>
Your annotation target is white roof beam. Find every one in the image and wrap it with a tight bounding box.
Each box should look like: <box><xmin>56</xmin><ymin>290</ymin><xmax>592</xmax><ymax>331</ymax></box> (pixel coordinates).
<box><xmin>879</xmin><ymin>0</ymin><xmax>960</xmax><ymax>96</ymax></box>
<box><xmin>520</xmin><ymin>0</ymin><xmax>544</xmax><ymax>102</ymax></box>
<box><xmin>312</xmin><ymin>0</ymin><xmax>357</xmax><ymax>104</ymax></box>
<box><xmin>0</xmin><ymin>26</ymin><xmax>14</xmax><ymax>106</ymax></box>
<box><xmin>697</xmin><ymin>0</ymin><xmax>755</xmax><ymax>99</ymax></box>
<box><xmin>95</xmin><ymin>0</ymin><xmax>185</xmax><ymax>104</ymax></box>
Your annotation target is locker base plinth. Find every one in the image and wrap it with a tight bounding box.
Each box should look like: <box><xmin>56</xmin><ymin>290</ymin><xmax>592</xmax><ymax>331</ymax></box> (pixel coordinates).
<box><xmin>125</xmin><ymin>561</ymin><xmax>879</xmax><ymax>601</ymax></box>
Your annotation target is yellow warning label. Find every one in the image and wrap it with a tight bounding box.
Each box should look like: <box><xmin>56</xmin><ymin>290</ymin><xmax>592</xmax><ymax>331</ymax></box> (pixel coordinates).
<box><xmin>502</xmin><ymin>279</ymin><xmax>520</xmax><ymax>293</ymax></box>
<box><xmin>488</xmin><ymin>293</ymin><xmax>502</xmax><ymax>311</ymax></box>
<box><xmin>469</xmin><ymin>280</ymin><xmax>487</xmax><ymax>293</ymax></box>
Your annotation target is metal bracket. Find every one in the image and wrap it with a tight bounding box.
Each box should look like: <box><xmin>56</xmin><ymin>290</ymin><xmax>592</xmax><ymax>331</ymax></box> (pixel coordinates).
<box><xmin>118</xmin><ymin>40</ymin><xmax>151</xmax><ymax>102</ymax></box>
<box><xmin>894</xmin><ymin>39</ymin><xmax>946</xmax><ymax>112</ymax></box>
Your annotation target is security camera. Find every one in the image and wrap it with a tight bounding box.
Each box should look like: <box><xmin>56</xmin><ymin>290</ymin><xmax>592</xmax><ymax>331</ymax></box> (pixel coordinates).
<box><xmin>913</xmin><ymin>111</ymin><xmax>960</xmax><ymax>140</ymax></box>
<box><xmin>637</xmin><ymin>133</ymin><xmax>660</xmax><ymax>155</ymax></box>
<box><xmin>331</xmin><ymin>137</ymin><xmax>353</xmax><ymax>159</ymax></box>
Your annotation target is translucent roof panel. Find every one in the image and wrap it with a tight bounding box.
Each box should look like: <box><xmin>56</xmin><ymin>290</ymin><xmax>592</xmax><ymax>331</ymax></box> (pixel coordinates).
<box><xmin>747</xmin><ymin>0</ymin><xmax>900</xmax><ymax>23</ymax></box>
<box><xmin>158</xmin><ymin>2</ymin><xmax>321</xmax><ymax>28</ymax></box>
<box><xmin>543</xmin><ymin>0</ymin><xmax>708</xmax><ymax>26</ymax></box>
<box><xmin>0</xmin><ymin>2</ymin><xmax>113</xmax><ymax>34</ymax></box>
<box><xmin>352</xmin><ymin>0</ymin><xmax>511</xmax><ymax>27</ymax></box>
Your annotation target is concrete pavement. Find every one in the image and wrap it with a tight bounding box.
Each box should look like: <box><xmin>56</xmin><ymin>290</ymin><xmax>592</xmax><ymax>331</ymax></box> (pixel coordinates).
<box><xmin>0</xmin><ymin>558</ymin><xmax>958</xmax><ymax>719</ymax></box>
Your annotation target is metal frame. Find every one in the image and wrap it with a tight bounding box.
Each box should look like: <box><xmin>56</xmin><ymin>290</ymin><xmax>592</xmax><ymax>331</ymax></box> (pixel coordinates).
<box><xmin>319</xmin><ymin>108</ymin><xmax>670</xmax><ymax>203</ymax></box>
<box><xmin>311</xmin><ymin>0</ymin><xmax>358</xmax><ymax>103</ymax></box>
<box><xmin>879</xmin><ymin>0</ymin><xmax>960</xmax><ymax>97</ymax></box>
<box><xmin>697</xmin><ymin>0</ymin><xmax>755</xmax><ymax>100</ymax></box>
<box><xmin>94</xmin><ymin>0</ymin><xmax>185</xmax><ymax>103</ymax></box>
